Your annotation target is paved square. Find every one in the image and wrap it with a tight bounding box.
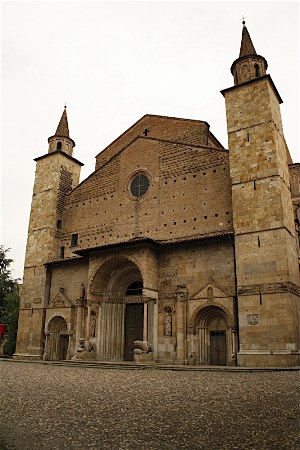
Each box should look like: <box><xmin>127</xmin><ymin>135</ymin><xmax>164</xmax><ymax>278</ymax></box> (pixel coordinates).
<box><xmin>0</xmin><ymin>361</ymin><xmax>299</xmax><ymax>449</ymax></box>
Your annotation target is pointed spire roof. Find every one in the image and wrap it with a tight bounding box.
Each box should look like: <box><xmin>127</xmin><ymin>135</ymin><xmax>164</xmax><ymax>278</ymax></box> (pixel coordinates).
<box><xmin>239</xmin><ymin>21</ymin><xmax>257</xmax><ymax>57</ymax></box>
<box><xmin>55</xmin><ymin>106</ymin><xmax>69</xmax><ymax>137</ymax></box>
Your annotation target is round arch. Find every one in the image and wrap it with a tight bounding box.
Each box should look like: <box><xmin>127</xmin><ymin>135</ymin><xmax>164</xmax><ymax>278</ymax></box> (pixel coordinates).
<box><xmin>47</xmin><ymin>315</ymin><xmax>68</xmax><ymax>333</ymax></box>
<box><xmin>191</xmin><ymin>304</ymin><xmax>236</xmax><ymax>366</ymax></box>
<box><xmin>192</xmin><ymin>302</ymin><xmax>234</xmax><ymax>328</ymax></box>
<box><xmin>44</xmin><ymin>315</ymin><xmax>69</xmax><ymax>362</ymax></box>
<box><xmin>88</xmin><ymin>256</ymin><xmax>144</xmax><ymax>299</ymax></box>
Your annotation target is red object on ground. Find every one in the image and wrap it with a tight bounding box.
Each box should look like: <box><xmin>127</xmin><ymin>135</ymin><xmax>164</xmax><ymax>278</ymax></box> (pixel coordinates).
<box><xmin>0</xmin><ymin>324</ymin><xmax>6</xmax><ymax>337</ymax></box>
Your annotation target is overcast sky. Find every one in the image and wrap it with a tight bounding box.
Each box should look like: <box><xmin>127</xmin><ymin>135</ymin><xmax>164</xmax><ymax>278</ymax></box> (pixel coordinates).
<box><xmin>1</xmin><ymin>0</ymin><xmax>299</xmax><ymax>279</ymax></box>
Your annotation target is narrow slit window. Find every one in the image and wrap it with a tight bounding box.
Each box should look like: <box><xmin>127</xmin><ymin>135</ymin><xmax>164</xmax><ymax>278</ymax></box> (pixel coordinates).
<box><xmin>255</xmin><ymin>64</ymin><xmax>260</xmax><ymax>78</ymax></box>
<box><xmin>71</xmin><ymin>233</ymin><xmax>78</xmax><ymax>247</ymax></box>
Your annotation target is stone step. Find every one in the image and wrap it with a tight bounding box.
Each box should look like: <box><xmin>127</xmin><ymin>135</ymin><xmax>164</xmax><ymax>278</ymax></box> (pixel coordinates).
<box><xmin>2</xmin><ymin>357</ymin><xmax>299</xmax><ymax>372</ymax></box>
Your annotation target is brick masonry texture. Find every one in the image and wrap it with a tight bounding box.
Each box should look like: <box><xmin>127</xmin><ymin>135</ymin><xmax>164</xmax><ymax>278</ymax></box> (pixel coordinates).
<box><xmin>61</xmin><ymin>135</ymin><xmax>232</xmax><ymax>255</ymax></box>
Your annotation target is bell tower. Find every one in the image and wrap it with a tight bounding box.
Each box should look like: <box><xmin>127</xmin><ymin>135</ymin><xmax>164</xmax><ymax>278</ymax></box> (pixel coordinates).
<box><xmin>231</xmin><ymin>21</ymin><xmax>268</xmax><ymax>85</ymax></box>
<box><xmin>221</xmin><ymin>23</ymin><xmax>300</xmax><ymax>366</ymax></box>
<box><xmin>14</xmin><ymin>108</ymin><xmax>83</xmax><ymax>360</ymax></box>
<box><xmin>48</xmin><ymin>106</ymin><xmax>75</xmax><ymax>156</ymax></box>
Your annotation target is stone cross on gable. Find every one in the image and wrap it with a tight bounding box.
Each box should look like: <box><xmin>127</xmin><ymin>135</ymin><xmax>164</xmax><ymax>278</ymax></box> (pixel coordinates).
<box><xmin>143</xmin><ymin>128</ymin><xmax>150</xmax><ymax>136</ymax></box>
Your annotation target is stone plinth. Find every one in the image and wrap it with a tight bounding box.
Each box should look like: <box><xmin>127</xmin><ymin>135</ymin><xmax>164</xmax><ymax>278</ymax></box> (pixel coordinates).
<box><xmin>134</xmin><ymin>352</ymin><xmax>155</xmax><ymax>364</ymax></box>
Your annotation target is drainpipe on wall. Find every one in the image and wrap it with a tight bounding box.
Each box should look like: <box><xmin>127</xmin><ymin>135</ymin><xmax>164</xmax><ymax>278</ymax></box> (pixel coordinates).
<box><xmin>229</xmin><ymin>235</ymin><xmax>240</xmax><ymax>357</ymax></box>
<box><xmin>41</xmin><ymin>269</ymin><xmax>52</xmax><ymax>357</ymax></box>
<box><xmin>184</xmin><ymin>292</ymin><xmax>188</xmax><ymax>365</ymax></box>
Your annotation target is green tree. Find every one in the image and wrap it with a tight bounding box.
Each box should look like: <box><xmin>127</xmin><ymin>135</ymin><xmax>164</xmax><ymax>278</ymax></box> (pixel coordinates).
<box><xmin>0</xmin><ymin>246</ymin><xmax>20</xmax><ymax>355</ymax></box>
<box><xmin>2</xmin><ymin>286</ymin><xmax>19</xmax><ymax>355</ymax></box>
<box><xmin>0</xmin><ymin>246</ymin><xmax>14</xmax><ymax>317</ymax></box>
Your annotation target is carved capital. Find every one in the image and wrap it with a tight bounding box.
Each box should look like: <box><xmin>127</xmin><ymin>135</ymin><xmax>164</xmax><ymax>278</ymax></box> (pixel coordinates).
<box><xmin>76</xmin><ymin>298</ymin><xmax>85</xmax><ymax>308</ymax></box>
<box><xmin>174</xmin><ymin>287</ymin><xmax>188</xmax><ymax>302</ymax></box>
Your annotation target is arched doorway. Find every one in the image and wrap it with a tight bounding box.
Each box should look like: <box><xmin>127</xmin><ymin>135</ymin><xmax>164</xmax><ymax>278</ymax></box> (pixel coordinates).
<box><xmin>208</xmin><ymin>316</ymin><xmax>227</xmax><ymax>365</ymax></box>
<box><xmin>89</xmin><ymin>257</ymin><xmax>146</xmax><ymax>361</ymax></box>
<box><xmin>124</xmin><ymin>281</ymin><xmax>144</xmax><ymax>361</ymax></box>
<box><xmin>193</xmin><ymin>306</ymin><xmax>233</xmax><ymax>366</ymax></box>
<box><xmin>46</xmin><ymin>316</ymin><xmax>69</xmax><ymax>361</ymax></box>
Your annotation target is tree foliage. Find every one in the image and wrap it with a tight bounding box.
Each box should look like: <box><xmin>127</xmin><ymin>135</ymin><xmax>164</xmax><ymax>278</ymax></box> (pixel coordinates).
<box><xmin>0</xmin><ymin>246</ymin><xmax>15</xmax><ymax>316</ymax></box>
<box><xmin>0</xmin><ymin>246</ymin><xmax>20</xmax><ymax>355</ymax></box>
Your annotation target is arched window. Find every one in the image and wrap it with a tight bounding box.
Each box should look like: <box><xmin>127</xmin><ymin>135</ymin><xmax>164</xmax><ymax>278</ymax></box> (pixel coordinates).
<box><xmin>126</xmin><ymin>281</ymin><xmax>143</xmax><ymax>296</ymax></box>
<box><xmin>57</xmin><ymin>141</ymin><xmax>62</xmax><ymax>151</ymax></box>
<box><xmin>255</xmin><ymin>64</ymin><xmax>260</xmax><ymax>78</ymax></box>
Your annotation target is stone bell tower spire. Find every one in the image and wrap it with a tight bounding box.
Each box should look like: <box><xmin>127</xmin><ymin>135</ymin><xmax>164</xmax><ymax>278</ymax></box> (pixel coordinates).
<box><xmin>231</xmin><ymin>20</ymin><xmax>268</xmax><ymax>85</ymax></box>
<box><xmin>221</xmin><ymin>23</ymin><xmax>300</xmax><ymax>367</ymax></box>
<box><xmin>48</xmin><ymin>106</ymin><xmax>75</xmax><ymax>156</ymax></box>
<box><xmin>14</xmin><ymin>107</ymin><xmax>83</xmax><ymax>360</ymax></box>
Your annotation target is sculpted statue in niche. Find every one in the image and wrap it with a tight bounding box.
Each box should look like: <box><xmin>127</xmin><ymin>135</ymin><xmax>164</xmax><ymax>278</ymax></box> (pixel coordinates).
<box><xmin>89</xmin><ymin>314</ymin><xmax>96</xmax><ymax>338</ymax></box>
<box><xmin>164</xmin><ymin>306</ymin><xmax>172</xmax><ymax>337</ymax></box>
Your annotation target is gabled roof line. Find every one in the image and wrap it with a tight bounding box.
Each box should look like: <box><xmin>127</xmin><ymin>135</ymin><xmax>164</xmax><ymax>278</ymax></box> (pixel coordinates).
<box><xmin>95</xmin><ymin>113</ymin><xmax>212</xmax><ymax>159</ymax></box>
<box><xmin>65</xmin><ymin>135</ymin><xmax>228</xmax><ymax>197</ymax></box>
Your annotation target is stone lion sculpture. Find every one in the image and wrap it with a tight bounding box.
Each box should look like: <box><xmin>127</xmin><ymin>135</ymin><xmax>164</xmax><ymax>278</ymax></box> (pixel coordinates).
<box><xmin>133</xmin><ymin>340</ymin><xmax>151</xmax><ymax>353</ymax></box>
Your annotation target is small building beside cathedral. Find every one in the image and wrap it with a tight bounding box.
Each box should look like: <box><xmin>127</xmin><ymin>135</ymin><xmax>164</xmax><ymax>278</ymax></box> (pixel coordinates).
<box><xmin>15</xmin><ymin>24</ymin><xmax>300</xmax><ymax>367</ymax></box>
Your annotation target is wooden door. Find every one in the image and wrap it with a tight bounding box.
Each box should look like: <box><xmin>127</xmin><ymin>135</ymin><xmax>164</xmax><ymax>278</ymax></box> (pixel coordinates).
<box><xmin>124</xmin><ymin>303</ymin><xmax>144</xmax><ymax>361</ymax></box>
<box><xmin>210</xmin><ymin>331</ymin><xmax>226</xmax><ymax>365</ymax></box>
<box><xmin>59</xmin><ymin>335</ymin><xmax>69</xmax><ymax>360</ymax></box>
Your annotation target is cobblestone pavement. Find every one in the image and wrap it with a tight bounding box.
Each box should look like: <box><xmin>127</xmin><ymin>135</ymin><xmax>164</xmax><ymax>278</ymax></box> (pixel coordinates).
<box><xmin>0</xmin><ymin>361</ymin><xmax>299</xmax><ymax>450</ymax></box>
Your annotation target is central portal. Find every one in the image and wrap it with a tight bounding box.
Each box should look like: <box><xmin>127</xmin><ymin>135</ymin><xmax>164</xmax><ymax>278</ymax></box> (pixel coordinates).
<box><xmin>124</xmin><ymin>303</ymin><xmax>144</xmax><ymax>360</ymax></box>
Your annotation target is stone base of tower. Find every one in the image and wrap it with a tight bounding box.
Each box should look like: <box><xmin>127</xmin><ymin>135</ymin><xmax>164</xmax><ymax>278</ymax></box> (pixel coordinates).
<box><xmin>14</xmin><ymin>308</ymin><xmax>45</xmax><ymax>361</ymax></box>
<box><xmin>237</xmin><ymin>351</ymin><xmax>300</xmax><ymax>368</ymax></box>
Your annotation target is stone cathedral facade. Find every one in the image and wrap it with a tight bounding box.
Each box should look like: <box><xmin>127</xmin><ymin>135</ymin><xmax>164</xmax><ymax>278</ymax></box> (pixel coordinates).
<box><xmin>15</xmin><ymin>24</ymin><xmax>300</xmax><ymax>367</ymax></box>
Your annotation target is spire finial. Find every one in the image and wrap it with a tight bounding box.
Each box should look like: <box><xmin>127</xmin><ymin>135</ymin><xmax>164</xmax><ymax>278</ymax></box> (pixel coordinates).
<box><xmin>55</xmin><ymin>106</ymin><xmax>70</xmax><ymax>137</ymax></box>
<box><xmin>241</xmin><ymin>15</ymin><xmax>246</xmax><ymax>26</ymax></box>
<box><xmin>239</xmin><ymin>20</ymin><xmax>257</xmax><ymax>57</ymax></box>
<box><xmin>64</xmin><ymin>103</ymin><xmax>67</xmax><ymax>109</ymax></box>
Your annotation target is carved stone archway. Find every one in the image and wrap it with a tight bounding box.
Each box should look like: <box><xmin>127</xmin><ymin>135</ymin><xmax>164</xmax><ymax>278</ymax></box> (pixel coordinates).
<box><xmin>44</xmin><ymin>316</ymin><xmax>69</xmax><ymax>361</ymax></box>
<box><xmin>191</xmin><ymin>305</ymin><xmax>236</xmax><ymax>366</ymax></box>
<box><xmin>85</xmin><ymin>256</ymin><xmax>157</xmax><ymax>361</ymax></box>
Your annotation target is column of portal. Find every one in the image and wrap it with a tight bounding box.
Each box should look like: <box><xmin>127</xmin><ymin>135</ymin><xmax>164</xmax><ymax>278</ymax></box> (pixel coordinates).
<box><xmin>116</xmin><ymin>301</ymin><xmax>122</xmax><ymax>360</ymax></box>
<box><xmin>105</xmin><ymin>302</ymin><xmax>111</xmax><ymax>359</ymax></box>
<box><xmin>111</xmin><ymin>301</ymin><xmax>116</xmax><ymax>360</ymax></box>
<box><xmin>176</xmin><ymin>298</ymin><xmax>185</xmax><ymax>363</ymax></box>
<box><xmin>121</xmin><ymin>302</ymin><xmax>125</xmax><ymax>358</ymax></box>
<box><xmin>76</xmin><ymin>298</ymin><xmax>84</xmax><ymax>348</ymax></box>
<box><xmin>227</xmin><ymin>328</ymin><xmax>232</xmax><ymax>365</ymax></box>
<box><xmin>153</xmin><ymin>300</ymin><xmax>158</xmax><ymax>360</ymax></box>
<box><xmin>99</xmin><ymin>302</ymin><xmax>107</xmax><ymax>359</ymax></box>
<box><xmin>85</xmin><ymin>304</ymin><xmax>91</xmax><ymax>339</ymax></box>
<box><xmin>96</xmin><ymin>304</ymin><xmax>102</xmax><ymax>359</ymax></box>
<box><xmin>175</xmin><ymin>288</ymin><xmax>188</xmax><ymax>364</ymax></box>
<box><xmin>143</xmin><ymin>301</ymin><xmax>148</xmax><ymax>342</ymax></box>
<box><xmin>43</xmin><ymin>333</ymin><xmax>49</xmax><ymax>360</ymax></box>
<box><xmin>198</xmin><ymin>328</ymin><xmax>204</xmax><ymax>364</ymax></box>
